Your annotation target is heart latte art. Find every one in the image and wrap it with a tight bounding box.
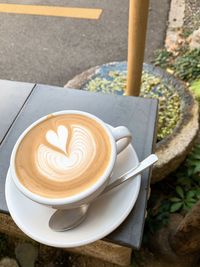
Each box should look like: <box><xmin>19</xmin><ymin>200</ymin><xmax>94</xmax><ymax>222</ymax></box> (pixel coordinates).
<box><xmin>15</xmin><ymin>114</ymin><xmax>111</xmax><ymax>198</ymax></box>
<box><xmin>38</xmin><ymin>125</ymin><xmax>96</xmax><ymax>182</ymax></box>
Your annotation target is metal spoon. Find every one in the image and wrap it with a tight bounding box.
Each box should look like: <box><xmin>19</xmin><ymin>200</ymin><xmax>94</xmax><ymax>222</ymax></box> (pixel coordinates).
<box><xmin>49</xmin><ymin>154</ymin><xmax>158</xmax><ymax>231</ymax></box>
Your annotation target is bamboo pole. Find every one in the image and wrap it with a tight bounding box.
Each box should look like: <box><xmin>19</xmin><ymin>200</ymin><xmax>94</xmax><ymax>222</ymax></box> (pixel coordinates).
<box><xmin>126</xmin><ymin>0</ymin><xmax>150</xmax><ymax>96</ymax></box>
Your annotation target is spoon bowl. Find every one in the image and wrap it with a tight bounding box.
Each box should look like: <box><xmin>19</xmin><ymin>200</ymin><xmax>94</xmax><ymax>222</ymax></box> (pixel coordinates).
<box><xmin>49</xmin><ymin>205</ymin><xmax>89</xmax><ymax>231</ymax></box>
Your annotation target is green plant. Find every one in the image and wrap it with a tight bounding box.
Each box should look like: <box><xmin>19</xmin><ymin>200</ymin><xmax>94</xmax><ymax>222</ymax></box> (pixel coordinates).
<box><xmin>144</xmin><ymin>44</ymin><xmax>200</xmax><ymax>243</ymax></box>
<box><xmin>153</xmin><ymin>48</ymin><xmax>200</xmax><ymax>83</ymax></box>
<box><xmin>170</xmin><ymin>186</ymin><xmax>198</xmax><ymax>212</ymax></box>
<box><xmin>86</xmin><ymin>48</ymin><xmax>200</xmax><ymax>143</ymax></box>
<box><xmin>174</xmin><ymin>49</ymin><xmax>200</xmax><ymax>81</ymax></box>
<box><xmin>85</xmin><ymin>71</ymin><xmax>181</xmax><ymax>142</ymax></box>
<box><xmin>182</xmin><ymin>29</ymin><xmax>193</xmax><ymax>38</ymax></box>
<box><xmin>154</xmin><ymin>49</ymin><xmax>174</xmax><ymax>69</ymax></box>
<box><xmin>145</xmin><ymin>144</ymin><xmax>200</xmax><ymax>239</ymax></box>
<box><xmin>168</xmin><ymin>145</ymin><xmax>200</xmax><ymax>214</ymax></box>
<box><xmin>146</xmin><ymin>199</ymin><xmax>170</xmax><ymax>232</ymax></box>
<box><xmin>190</xmin><ymin>79</ymin><xmax>200</xmax><ymax>100</ymax></box>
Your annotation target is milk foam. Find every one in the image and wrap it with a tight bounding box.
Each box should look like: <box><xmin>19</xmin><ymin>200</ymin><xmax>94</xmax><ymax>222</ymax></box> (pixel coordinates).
<box><xmin>46</xmin><ymin>125</ymin><xmax>68</xmax><ymax>154</ymax></box>
<box><xmin>15</xmin><ymin>114</ymin><xmax>111</xmax><ymax>198</ymax></box>
<box><xmin>36</xmin><ymin>125</ymin><xmax>96</xmax><ymax>181</ymax></box>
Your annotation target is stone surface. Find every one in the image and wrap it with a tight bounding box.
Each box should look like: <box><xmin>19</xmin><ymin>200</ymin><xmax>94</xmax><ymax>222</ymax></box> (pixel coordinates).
<box><xmin>0</xmin><ymin>213</ymin><xmax>131</xmax><ymax>266</ymax></box>
<box><xmin>68</xmin><ymin>254</ymin><xmax>121</xmax><ymax>267</ymax></box>
<box><xmin>168</xmin><ymin>0</ymin><xmax>185</xmax><ymax>29</ymax></box>
<box><xmin>149</xmin><ymin>214</ymin><xmax>199</xmax><ymax>267</ymax></box>
<box><xmin>15</xmin><ymin>242</ymin><xmax>38</xmax><ymax>267</ymax></box>
<box><xmin>152</xmin><ymin>96</ymin><xmax>199</xmax><ymax>183</ymax></box>
<box><xmin>67</xmin><ymin>240</ymin><xmax>132</xmax><ymax>266</ymax></box>
<box><xmin>0</xmin><ymin>258</ymin><xmax>19</xmax><ymax>267</ymax></box>
<box><xmin>165</xmin><ymin>30</ymin><xmax>185</xmax><ymax>52</ymax></box>
<box><xmin>188</xmin><ymin>28</ymin><xmax>200</xmax><ymax>49</ymax></box>
<box><xmin>37</xmin><ymin>244</ymin><xmax>70</xmax><ymax>267</ymax></box>
<box><xmin>165</xmin><ymin>0</ymin><xmax>185</xmax><ymax>52</ymax></box>
<box><xmin>184</xmin><ymin>0</ymin><xmax>200</xmax><ymax>33</ymax></box>
<box><xmin>169</xmin><ymin>200</ymin><xmax>200</xmax><ymax>255</ymax></box>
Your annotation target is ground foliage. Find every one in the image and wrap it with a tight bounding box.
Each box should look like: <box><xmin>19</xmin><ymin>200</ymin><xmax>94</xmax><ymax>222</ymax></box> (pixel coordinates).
<box><xmin>145</xmin><ymin>45</ymin><xmax>200</xmax><ymax>241</ymax></box>
<box><xmin>145</xmin><ymin>144</ymin><xmax>200</xmax><ymax>241</ymax></box>
<box><xmin>154</xmin><ymin>47</ymin><xmax>200</xmax><ymax>82</ymax></box>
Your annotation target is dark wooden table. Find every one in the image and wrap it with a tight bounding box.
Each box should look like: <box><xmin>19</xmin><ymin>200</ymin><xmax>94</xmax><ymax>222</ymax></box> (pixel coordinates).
<box><xmin>0</xmin><ymin>79</ymin><xmax>158</xmax><ymax>250</ymax></box>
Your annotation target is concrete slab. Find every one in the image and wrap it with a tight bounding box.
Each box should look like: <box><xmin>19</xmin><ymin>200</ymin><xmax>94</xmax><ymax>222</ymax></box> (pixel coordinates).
<box><xmin>0</xmin><ymin>0</ymin><xmax>170</xmax><ymax>86</ymax></box>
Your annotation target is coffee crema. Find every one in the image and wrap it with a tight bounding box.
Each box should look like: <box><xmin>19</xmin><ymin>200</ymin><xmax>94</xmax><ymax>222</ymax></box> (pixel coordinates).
<box><xmin>15</xmin><ymin>114</ymin><xmax>112</xmax><ymax>198</ymax></box>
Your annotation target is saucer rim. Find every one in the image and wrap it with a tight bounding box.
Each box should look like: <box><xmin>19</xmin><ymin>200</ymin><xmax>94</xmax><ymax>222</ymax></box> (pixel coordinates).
<box><xmin>5</xmin><ymin>145</ymin><xmax>141</xmax><ymax>248</ymax></box>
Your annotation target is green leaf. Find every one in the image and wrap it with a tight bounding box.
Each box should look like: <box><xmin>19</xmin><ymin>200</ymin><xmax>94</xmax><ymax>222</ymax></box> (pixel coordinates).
<box><xmin>170</xmin><ymin>202</ymin><xmax>183</xmax><ymax>213</ymax></box>
<box><xmin>187</xmin><ymin>168</ymin><xmax>194</xmax><ymax>177</ymax></box>
<box><xmin>186</xmin><ymin>202</ymin><xmax>195</xmax><ymax>209</ymax></box>
<box><xmin>177</xmin><ymin>176</ymin><xmax>192</xmax><ymax>186</ymax></box>
<box><xmin>189</xmin><ymin>153</ymin><xmax>200</xmax><ymax>160</ymax></box>
<box><xmin>194</xmin><ymin>145</ymin><xmax>200</xmax><ymax>152</ymax></box>
<box><xmin>186</xmin><ymin>191</ymin><xmax>196</xmax><ymax>199</ymax></box>
<box><xmin>194</xmin><ymin>165</ymin><xmax>200</xmax><ymax>173</ymax></box>
<box><xmin>187</xmin><ymin>159</ymin><xmax>200</xmax><ymax>166</ymax></box>
<box><xmin>196</xmin><ymin>189</ymin><xmax>200</xmax><ymax>199</ymax></box>
<box><xmin>170</xmin><ymin>197</ymin><xmax>181</xmax><ymax>202</ymax></box>
<box><xmin>176</xmin><ymin>186</ymin><xmax>184</xmax><ymax>198</ymax></box>
<box><xmin>186</xmin><ymin>198</ymin><xmax>196</xmax><ymax>203</ymax></box>
<box><xmin>190</xmin><ymin>80</ymin><xmax>200</xmax><ymax>98</ymax></box>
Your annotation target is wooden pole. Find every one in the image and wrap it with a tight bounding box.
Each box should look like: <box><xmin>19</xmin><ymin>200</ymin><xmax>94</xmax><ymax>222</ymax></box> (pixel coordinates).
<box><xmin>126</xmin><ymin>0</ymin><xmax>150</xmax><ymax>96</ymax></box>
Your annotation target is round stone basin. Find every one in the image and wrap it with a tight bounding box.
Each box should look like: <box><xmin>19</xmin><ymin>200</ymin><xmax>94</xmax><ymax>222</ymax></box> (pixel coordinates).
<box><xmin>65</xmin><ymin>62</ymin><xmax>199</xmax><ymax>183</ymax></box>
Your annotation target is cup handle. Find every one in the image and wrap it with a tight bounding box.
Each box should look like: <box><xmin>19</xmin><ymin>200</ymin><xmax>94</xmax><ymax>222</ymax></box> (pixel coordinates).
<box><xmin>109</xmin><ymin>126</ymin><xmax>132</xmax><ymax>154</ymax></box>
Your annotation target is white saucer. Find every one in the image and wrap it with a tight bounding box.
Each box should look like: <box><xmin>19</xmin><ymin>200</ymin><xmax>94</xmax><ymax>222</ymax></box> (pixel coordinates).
<box><xmin>5</xmin><ymin>144</ymin><xmax>141</xmax><ymax>248</ymax></box>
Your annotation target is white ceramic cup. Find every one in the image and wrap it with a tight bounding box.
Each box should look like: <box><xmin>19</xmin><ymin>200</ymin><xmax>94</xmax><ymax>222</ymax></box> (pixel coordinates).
<box><xmin>10</xmin><ymin>110</ymin><xmax>132</xmax><ymax>209</ymax></box>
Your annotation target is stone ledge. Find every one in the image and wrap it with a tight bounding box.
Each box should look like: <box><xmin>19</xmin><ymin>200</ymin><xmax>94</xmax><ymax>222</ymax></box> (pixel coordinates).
<box><xmin>0</xmin><ymin>213</ymin><xmax>132</xmax><ymax>267</ymax></box>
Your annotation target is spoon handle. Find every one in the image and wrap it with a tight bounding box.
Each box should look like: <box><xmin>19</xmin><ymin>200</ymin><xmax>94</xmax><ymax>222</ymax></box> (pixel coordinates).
<box><xmin>102</xmin><ymin>154</ymin><xmax>158</xmax><ymax>195</ymax></box>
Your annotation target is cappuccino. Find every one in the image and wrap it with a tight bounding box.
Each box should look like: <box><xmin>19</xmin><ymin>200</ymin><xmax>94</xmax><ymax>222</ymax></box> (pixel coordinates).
<box><xmin>15</xmin><ymin>114</ymin><xmax>111</xmax><ymax>199</ymax></box>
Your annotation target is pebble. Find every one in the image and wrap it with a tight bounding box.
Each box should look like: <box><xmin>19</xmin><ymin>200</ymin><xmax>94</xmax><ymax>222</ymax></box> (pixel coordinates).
<box><xmin>0</xmin><ymin>258</ymin><xmax>19</xmax><ymax>267</ymax></box>
<box><xmin>15</xmin><ymin>242</ymin><xmax>38</xmax><ymax>267</ymax></box>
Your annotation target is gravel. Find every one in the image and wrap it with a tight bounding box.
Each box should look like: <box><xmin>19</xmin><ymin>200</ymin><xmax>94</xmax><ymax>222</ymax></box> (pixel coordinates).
<box><xmin>184</xmin><ymin>0</ymin><xmax>200</xmax><ymax>33</ymax></box>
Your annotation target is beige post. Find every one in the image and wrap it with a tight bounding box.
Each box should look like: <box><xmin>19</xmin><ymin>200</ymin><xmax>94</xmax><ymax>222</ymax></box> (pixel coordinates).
<box><xmin>126</xmin><ymin>0</ymin><xmax>150</xmax><ymax>96</ymax></box>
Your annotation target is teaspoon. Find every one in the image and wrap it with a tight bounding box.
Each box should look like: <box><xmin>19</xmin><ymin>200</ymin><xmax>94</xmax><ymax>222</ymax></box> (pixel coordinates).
<box><xmin>49</xmin><ymin>154</ymin><xmax>158</xmax><ymax>231</ymax></box>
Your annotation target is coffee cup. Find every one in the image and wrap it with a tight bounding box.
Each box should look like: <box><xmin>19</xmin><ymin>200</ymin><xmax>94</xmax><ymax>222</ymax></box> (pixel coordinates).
<box><xmin>10</xmin><ymin>110</ymin><xmax>132</xmax><ymax>209</ymax></box>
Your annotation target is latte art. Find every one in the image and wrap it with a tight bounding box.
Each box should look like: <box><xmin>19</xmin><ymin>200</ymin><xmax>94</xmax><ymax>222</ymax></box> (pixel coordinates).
<box><xmin>46</xmin><ymin>125</ymin><xmax>69</xmax><ymax>154</ymax></box>
<box><xmin>15</xmin><ymin>114</ymin><xmax>111</xmax><ymax>198</ymax></box>
<box><xmin>36</xmin><ymin>125</ymin><xmax>96</xmax><ymax>181</ymax></box>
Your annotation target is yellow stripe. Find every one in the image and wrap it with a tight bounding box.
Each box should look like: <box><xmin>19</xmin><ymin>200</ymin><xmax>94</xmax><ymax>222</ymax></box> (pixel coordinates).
<box><xmin>0</xmin><ymin>4</ymin><xmax>102</xmax><ymax>19</ymax></box>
